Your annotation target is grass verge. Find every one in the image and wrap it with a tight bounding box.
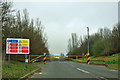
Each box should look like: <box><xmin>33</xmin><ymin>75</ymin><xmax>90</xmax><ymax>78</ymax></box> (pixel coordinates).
<box><xmin>70</xmin><ymin>53</ymin><xmax>119</xmax><ymax>70</ymax></box>
<box><xmin>2</xmin><ymin>60</ymin><xmax>39</xmax><ymax>79</ymax></box>
<box><xmin>107</xmin><ymin>64</ymin><xmax>119</xmax><ymax>70</ymax></box>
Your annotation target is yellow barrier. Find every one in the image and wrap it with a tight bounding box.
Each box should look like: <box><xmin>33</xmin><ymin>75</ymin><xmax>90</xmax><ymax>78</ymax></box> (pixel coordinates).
<box><xmin>43</xmin><ymin>53</ymin><xmax>47</xmax><ymax>64</ymax></box>
<box><xmin>28</xmin><ymin>54</ymin><xmax>117</xmax><ymax>65</ymax></box>
<box><xmin>29</xmin><ymin>55</ymin><xmax>42</xmax><ymax>63</ymax></box>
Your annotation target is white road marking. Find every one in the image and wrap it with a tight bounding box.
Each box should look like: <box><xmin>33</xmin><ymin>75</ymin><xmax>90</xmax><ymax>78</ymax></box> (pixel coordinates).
<box><xmin>99</xmin><ymin>77</ymin><xmax>108</xmax><ymax>80</ymax></box>
<box><xmin>34</xmin><ymin>72</ymin><xmax>42</xmax><ymax>74</ymax></box>
<box><xmin>100</xmin><ymin>77</ymin><xmax>104</xmax><ymax>79</ymax></box>
<box><xmin>96</xmin><ymin>77</ymin><xmax>101</xmax><ymax>80</ymax></box>
<box><xmin>30</xmin><ymin>76</ymin><xmax>34</xmax><ymax>78</ymax></box>
<box><xmin>96</xmin><ymin>77</ymin><xmax>108</xmax><ymax>80</ymax></box>
<box><xmin>110</xmin><ymin>70</ymin><xmax>117</xmax><ymax>71</ymax></box>
<box><xmin>34</xmin><ymin>73</ymin><xmax>38</xmax><ymax>74</ymax></box>
<box><xmin>77</xmin><ymin>68</ymin><xmax>90</xmax><ymax>73</ymax></box>
<box><xmin>39</xmin><ymin>72</ymin><xmax>42</xmax><ymax>74</ymax></box>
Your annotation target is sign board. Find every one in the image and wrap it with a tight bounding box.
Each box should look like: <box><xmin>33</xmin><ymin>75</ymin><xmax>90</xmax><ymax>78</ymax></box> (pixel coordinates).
<box><xmin>6</xmin><ymin>38</ymin><xmax>30</xmax><ymax>54</ymax></box>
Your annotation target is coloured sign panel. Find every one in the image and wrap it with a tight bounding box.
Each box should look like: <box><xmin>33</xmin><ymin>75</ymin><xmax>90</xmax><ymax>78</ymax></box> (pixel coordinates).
<box><xmin>6</xmin><ymin>38</ymin><xmax>29</xmax><ymax>54</ymax></box>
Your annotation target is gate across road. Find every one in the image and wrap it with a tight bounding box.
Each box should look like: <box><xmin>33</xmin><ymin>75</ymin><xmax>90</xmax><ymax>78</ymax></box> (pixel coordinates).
<box><xmin>27</xmin><ymin>54</ymin><xmax>117</xmax><ymax>66</ymax></box>
<box><xmin>28</xmin><ymin>54</ymin><xmax>86</xmax><ymax>63</ymax></box>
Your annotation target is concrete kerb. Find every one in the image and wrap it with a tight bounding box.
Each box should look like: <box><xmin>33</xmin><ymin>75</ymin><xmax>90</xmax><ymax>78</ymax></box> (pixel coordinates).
<box><xmin>19</xmin><ymin>68</ymin><xmax>41</xmax><ymax>80</ymax></box>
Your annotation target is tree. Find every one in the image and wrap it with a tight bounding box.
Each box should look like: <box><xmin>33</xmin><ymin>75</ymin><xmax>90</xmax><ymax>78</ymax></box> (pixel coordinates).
<box><xmin>92</xmin><ymin>40</ymin><xmax>104</xmax><ymax>56</ymax></box>
<box><xmin>67</xmin><ymin>26</ymin><xmax>118</xmax><ymax>56</ymax></box>
<box><xmin>67</xmin><ymin>33</ymin><xmax>80</xmax><ymax>55</ymax></box>
<box><xmin>1</xmin><ymin>1</ymin><xmax>15</xmax><ymax>62</ymax></box>
<box><xmin>1</xmin><ymin>1</ymin><xmax>49</xmax><ymax>61</ymax></box>
<box><xmin>98</xmin><ymin>28</ymin><xmax>103</xmax><ymax>39</ymax></box>
<box><xmin>103</xmin><ymin>27</ymin><xmax>111</xmax><ymax>39</ymax></box>
<box><xmin>112</xmin><ymin>24</ymin><xmax>120</xmax><ymax>53</ymax></box>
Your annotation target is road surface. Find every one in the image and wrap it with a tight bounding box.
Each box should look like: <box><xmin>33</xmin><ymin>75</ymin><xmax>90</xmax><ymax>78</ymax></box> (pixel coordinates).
<box><xmin>28</xmin><ymin>61</ymin><xmax>118</xmax><ymax>80</ymax></box>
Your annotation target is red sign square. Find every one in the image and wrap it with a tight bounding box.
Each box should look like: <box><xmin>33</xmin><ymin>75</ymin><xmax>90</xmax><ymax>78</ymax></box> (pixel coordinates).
<box><xmin>22</xmin><ymin>50</ymin><xmax>28</xmax><ymax>53</ymax></box>
<box><xmin>10</xmin><ymin>50</ymin><xmax>18</xmax><ymax>53</ymax></box>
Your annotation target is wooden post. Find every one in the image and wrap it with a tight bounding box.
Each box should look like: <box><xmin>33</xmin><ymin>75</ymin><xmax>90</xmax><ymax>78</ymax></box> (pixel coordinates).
<box><xmin>76</xmin><ymin>56</ymin><xmax>78</xmax><ymax>60</ymax></box>
<box><xmin>113</xmin><ymin>54</ymin><xmax>115</xmax><ymax>63</ymax></box>
<box><xmin>103</xmin><ymin>56</ymin><xmax>105</xmax><ymax>65</ymax></box>
<box><xmin>82</xmin><ymin>55</ymin><xmax>84</xmax><ymax>60</ymax></box>
<box><xmin>25</xmin><ymin>54</ymin><xmax>26</xmax><ymax>59</ymax></box>
<box><xmin>28</xmin><ymin>55</ymin><xmax>30</xmax><ymax>63</ymax></box>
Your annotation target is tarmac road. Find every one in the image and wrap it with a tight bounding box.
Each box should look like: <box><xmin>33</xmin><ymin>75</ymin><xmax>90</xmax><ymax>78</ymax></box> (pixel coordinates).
<box><xmin>28</xmin><ymin>61</ymin><xmax>118</xmax><ymax>80</ymax></box>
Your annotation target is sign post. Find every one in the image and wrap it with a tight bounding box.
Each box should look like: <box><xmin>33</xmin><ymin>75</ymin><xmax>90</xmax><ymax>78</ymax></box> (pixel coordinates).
<box><xmin>87</xmin><ymin>27</ymin><xmax>90</xmax><ymax>64</ymax></box>
<box><xmin>8</xmin><ymin>54</ymin><xmax>10</xmax><ymax>68</ymax></box>
<box><xmin>25</xmin><ymin>54</ymin><xmax>28</xmax><ymax>69</ymax></box>
<box><xmin>6</xmin><ymin>38</ymin><xmax>30</xmax><ymax>68</ymax></box>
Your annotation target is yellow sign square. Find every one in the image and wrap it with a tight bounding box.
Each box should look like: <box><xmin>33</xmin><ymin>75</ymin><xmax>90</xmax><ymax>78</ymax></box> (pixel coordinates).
<box><xmin>22</xmin><ymin>44</ymin><xmax>28</xmax><ymax>46</ymax></box>
<box><xmin>22</xmin><ymin>40</ymin><xmax>29</xmax><ymax>43</ymax></box>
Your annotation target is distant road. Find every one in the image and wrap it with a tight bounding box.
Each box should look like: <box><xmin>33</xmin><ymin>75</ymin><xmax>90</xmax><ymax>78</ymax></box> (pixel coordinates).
<box><xmin>28</xmin><ymin>61</ymin><xmax>118</xmax><ymax>79</ymax></box>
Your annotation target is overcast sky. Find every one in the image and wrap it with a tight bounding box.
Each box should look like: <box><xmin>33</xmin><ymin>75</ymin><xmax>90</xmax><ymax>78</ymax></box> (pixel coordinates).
<box><xmin>13</xmin><ymin>1</ymin><xmax>118</xmax><ymax>55</ymax></box>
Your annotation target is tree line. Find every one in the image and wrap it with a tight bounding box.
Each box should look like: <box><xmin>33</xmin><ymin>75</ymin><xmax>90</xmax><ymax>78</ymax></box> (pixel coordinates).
<box><xmin>67</xmin><ymin>25</ymin><xmax>120</xmax><ymax>56</ymax></box>
<box><xmin>0</xmin><ymin>1</ymin><xmax>49</xmax><ymax>61</ymax></box>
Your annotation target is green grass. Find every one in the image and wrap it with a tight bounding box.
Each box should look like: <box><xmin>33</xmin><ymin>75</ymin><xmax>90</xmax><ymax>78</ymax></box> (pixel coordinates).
<box><xmin>107</xmin><ymin>64</ymin><xmax>119</xmax><ymax>70</ymax></box>
<box><xmin>2</xmin><ymin>60</ymin><xmax>39</xmax><ymax>79</ymax></box>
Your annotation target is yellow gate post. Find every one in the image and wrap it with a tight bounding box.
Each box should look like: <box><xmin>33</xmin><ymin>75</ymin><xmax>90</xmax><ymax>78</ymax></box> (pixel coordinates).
<box><xmin>43</xmin><ymin>53</ymin><xmax>46</xmax><ymax>64</ymax></box>
<box><xmin>86</xmin><ymin>53</ymin><xmax>90</xmax><ymax>64</ymax></box>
